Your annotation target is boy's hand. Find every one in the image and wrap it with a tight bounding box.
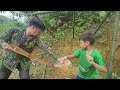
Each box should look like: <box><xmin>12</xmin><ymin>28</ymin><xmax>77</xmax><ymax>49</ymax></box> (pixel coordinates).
<box><xmin>86</xmin><ymin>55</ymin><xmax>94</xmax><ymax>65</ymax></box>
<box><xmin>57</xmin><ymin>56</ymin><xmax>67</xmax><ymax>64</ymax></box>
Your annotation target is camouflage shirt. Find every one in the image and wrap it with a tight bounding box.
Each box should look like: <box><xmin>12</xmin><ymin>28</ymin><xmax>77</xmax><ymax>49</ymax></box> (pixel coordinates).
<box><xmin>0</xmin><ymin>28</ymin><xmax>58</xmax><ymax>71</ymax></box>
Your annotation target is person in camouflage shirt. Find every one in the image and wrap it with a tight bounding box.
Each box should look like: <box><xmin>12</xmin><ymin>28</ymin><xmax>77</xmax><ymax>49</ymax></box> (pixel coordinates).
<box><xmin>0</xmin><ymin>18</ymin><xmax>58</xmax><ymax>79</ymax></box>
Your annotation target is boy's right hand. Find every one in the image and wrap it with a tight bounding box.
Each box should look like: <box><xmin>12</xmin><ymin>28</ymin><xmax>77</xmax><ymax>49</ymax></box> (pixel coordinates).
<box><xmin>57</xmin><ymin>56</ymin><xmax>67</xmax><ymax>64</ymax></box>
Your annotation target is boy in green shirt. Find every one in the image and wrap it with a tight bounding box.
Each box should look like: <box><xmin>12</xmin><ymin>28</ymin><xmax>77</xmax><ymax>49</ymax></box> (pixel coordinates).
<box><xmin>57</xmin><ymin>33</ymin><xmax>107</xmax><ymax>79</ymax></box>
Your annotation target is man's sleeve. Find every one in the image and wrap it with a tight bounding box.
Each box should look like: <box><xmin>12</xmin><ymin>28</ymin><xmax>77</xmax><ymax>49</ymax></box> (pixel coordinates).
<box><xmin>0</xmin><ymin>37</ymin><xmax>4</xmax><ymax>48</ymax></box>
<box><xmin>0</xmin><ymin>30</ymin><xmax>9</xmax><ymax>48</ymax></box>
<box><xmin>0</xmin><ymin>28</ymin><xmax>19</xmax><ymax>48</ymax></box>
<box><xmin>36</xmin><ymin>39</ymin><xmax>59</xmax><ymax>60</ymax></box>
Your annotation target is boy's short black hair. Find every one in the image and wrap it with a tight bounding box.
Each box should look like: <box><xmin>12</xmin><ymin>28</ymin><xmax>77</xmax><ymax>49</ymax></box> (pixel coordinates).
<box><xmin>29</xmin><ymin>18</ymin><xmax>46</xmax><ymax>31</ymax></box>
<box><xmin>79</xmin><ymin>33</ymin><xmax>95</xmax><ymax>45</ymax></box>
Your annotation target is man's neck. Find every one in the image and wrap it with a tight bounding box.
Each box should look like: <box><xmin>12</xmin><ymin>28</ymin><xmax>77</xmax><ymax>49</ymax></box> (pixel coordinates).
<box><xmin>25</xmin><ymin>28</ymin><xmax>30</xmax><ymax>38</ymax></box>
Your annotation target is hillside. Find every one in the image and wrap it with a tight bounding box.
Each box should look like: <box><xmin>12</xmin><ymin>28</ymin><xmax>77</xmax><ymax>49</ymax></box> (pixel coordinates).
<box><xmin>9</xmin><ymin>17</ymin><xmax>120</xmax><ymax>79</ymax></box>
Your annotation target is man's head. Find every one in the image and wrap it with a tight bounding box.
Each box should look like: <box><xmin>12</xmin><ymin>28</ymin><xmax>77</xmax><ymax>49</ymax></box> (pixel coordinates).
<box><xmin>27</xmin><ymin>18</ymin><xmax>46</xmax><ymax>37</ymax></box>
<box><xmin>79</xmin><ymin>33</ymin><xmax>95</xmax><ymax>49</ymax></box>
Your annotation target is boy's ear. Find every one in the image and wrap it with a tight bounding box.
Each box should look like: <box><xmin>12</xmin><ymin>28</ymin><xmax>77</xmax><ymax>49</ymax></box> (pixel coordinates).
<box><xmin>86</xmin><ymin>41</ymin><xmax>90</xmax><ymax>45</ymax></box>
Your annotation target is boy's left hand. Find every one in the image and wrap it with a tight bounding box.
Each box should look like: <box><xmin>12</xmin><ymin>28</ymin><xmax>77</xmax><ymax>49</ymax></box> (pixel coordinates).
<box><xmin>86</xmin><ymin>55</ymin><xmax>94</xmax><ymax>65</ymax></box>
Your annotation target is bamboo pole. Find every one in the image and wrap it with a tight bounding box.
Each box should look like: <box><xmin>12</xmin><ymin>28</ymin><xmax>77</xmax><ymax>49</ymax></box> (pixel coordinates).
<box><xmin>107</xmin><ymin>11</ymin><xmax>120</xmax><ymax>79</ymax></box>
<box><xmin>73</xmin><ymin>11</ymin><xmax>75</xmax><ymax>39</ymax></box>
<box><xmin>25</xmin><ymin>11</ymin><xmax>56</xmax><ymax>16</ymax></box>
<box><xmin>41</xmin><ymin>64</ymin><xmax>47</xmax><ymax>79</ymax></box>
<box><xmin>94</xmin><ymin>11</ymin><xmax>111</xmax><ymax>35</ymax></box>
<box><xmin>34</xmin><ymin>15</ymin><xmax>56</xmax><ymax>38</ymax></box>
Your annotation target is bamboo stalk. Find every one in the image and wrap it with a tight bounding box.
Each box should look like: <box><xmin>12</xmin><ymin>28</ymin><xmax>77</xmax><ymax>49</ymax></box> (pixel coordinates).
<box><xmin>73</xmin><ymin>11</ymin><xmax>75</xmax><ymax>39</ymax></box>
<box><xmin>34</xmin><ymin>15</ymin><xmax>56</xmax><ymax>38</ymax></box>
<box><xmin>107</xmin><ymin>11</ymin><xmax>120</xmax><ymax>79</ymax></box>
<box><xmin>94</xmin><ymin>11</ymin><xmax>111</xmax><ymax>35</ymax></box>
<box><xmin>41</xmin><ymin>64</ymin><xmax>47</xmax><ymax>79</ymax></box>
<box><xmin>25</xmin><ymin>11</ymin><xmax>56</xmax><ymax>16</ymax></box>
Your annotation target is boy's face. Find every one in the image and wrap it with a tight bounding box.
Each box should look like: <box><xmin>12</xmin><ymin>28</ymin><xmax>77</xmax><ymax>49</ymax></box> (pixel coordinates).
<box><xmin>80</xmin><ymin>39</ymin><xmax>90</xmax><ymax>49</ymax></box>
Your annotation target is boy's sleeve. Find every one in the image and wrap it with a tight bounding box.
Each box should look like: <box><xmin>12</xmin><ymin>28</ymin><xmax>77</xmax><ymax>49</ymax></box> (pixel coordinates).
<box><xmin>73</xmin><ymin>48</ymin><xmax>82</xmax><ymax>58</ymax></box>
<box><xmin>95</xmin><ymin>52</ymin><xmax>106</xmax><ymax>66</ymax></box>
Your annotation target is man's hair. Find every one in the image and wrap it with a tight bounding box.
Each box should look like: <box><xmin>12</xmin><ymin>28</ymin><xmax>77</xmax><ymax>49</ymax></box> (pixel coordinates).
<box><xmin>79</xmin><ymin>33</ymin><xmax>95</xmax><ymax>45</ymax></box>
<box><xmin>29</xmin><ymin>18</ymin><xmax>46</xmax><ymax>31</ymax></box>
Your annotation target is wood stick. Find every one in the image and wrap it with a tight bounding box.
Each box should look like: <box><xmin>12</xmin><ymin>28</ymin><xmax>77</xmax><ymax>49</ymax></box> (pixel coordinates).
<box><xmin>9</xmin><ymin>44</ymin><xmax>51</xmax><ymax>66</ymax></box>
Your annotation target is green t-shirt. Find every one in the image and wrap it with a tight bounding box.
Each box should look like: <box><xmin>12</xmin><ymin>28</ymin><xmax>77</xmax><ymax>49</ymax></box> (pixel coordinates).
<box><xmin>73</xmin><ymin>48</ymin><xmax>106</xmax><ymax>79</ymax></box>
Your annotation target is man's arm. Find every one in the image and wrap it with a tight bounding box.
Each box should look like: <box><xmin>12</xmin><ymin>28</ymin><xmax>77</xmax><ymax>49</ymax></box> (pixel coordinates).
<box><xmin>0</xmin><ymin>34</ymin><xmax>9</xmax><ymax>50</ymax></box>
<box><xmin>0</xmin><ymin>32</ymin><xmax>7</xmax><ymax>48</ymax></box>
<box><xmin>37</xmin><ymin>40</ymin><xmax>75</xmax><ymax>63</ymax></box>
<box><xmin>37</xmin><ymin>40</ymin><xmax>59</xmax><ymax>60</ymax></box>
<box><xmin>0</xmin><ymin>28</ymin><xmax>19</xmax><ymax>50</ymax></box>
<box><xmin>0</xmin><ymin>37</ymin><xmax>5</xmax><ymax>48</ymax></box>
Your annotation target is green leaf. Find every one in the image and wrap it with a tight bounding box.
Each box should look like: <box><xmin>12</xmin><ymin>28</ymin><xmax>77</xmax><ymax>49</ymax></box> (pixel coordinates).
<box><xmin>99</xmin><ymin>11</ymin><xmax>106</xmax><ymax>17</ymax></box>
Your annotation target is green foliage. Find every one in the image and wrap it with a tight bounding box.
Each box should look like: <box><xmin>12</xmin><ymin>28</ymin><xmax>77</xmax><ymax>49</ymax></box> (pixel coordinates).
<box><xmin>40</xmin><ymin>30</ymin><xmax>65</xmax><ymax>46</ymax></box>
<box><xmin>38</xmin><ymin>11</ymin><xmax>109</xmax><ymax>53</ymax></box>
<box><xmin>39</xmin><ymin>11</ymin><xmax>107</xmax><ymax>34</ymax></box>
<box><xmin>98</xmin><ymin>11</ymin><xmax>107</xmax><ymax>18</ymax></box>
<box><xmin>0</xmin><ymin>15</ymin><xmax>25</xmax><ymax>35</ymax></box>
<box><xmin>1</xmin><ymin>11</ymin><xmax>108</xmax><ymax>35</ymax></box>
<box><xmin>95</xmin><ymin>31</ymin><xmax>103</xmax><ymax>39</ymax></box>
<box><xmin>112</xmin><ymin>72</ymin><xmax>118</xmax><ymax>79</ymax></box>
<box><xmin>105</xmin><ymin>47</ymin><xmax>110</xmax><ymax>51</ymax></box>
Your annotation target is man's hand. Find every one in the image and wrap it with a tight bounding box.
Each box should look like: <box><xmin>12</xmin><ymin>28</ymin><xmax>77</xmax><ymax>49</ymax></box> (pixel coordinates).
<box><xmin>86</xmin><ymin>55</ymin><xmax>94</xmax><ymax>65</ymax></box>
<box><xmin>1</xmin><ymin>43</ymin><xmax>13</xmax><ymax>51</ymax></box>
